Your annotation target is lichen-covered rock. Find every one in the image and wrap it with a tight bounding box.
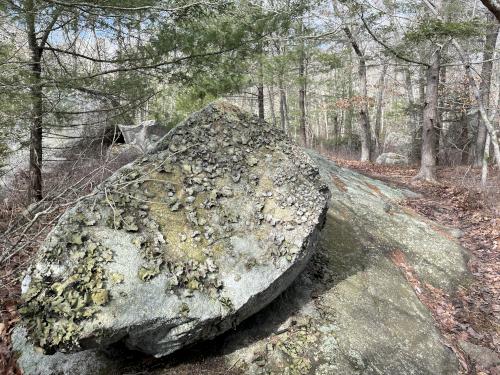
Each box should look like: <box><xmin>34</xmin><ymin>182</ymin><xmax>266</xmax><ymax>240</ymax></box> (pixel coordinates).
<box><xmin>11</xmin><ymin>327</ymin><xmax>121</xmax><ymax>375</ymax></box>
<box><xmin>17</xmin><ymin>102</ymin><xmax>330</xmax><ymax>358</ymax></box>
<box><xmin>14</xmin><ymin>152</ymin><xmax>471</xmax><ymax>375</ymax></box>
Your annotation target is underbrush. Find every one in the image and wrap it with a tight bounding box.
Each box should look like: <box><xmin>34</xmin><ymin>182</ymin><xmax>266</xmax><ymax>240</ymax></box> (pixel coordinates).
<box><xmin>0</xmin><ymin>146</ymin><xmax>137</xmax><ymax>374</ymax></box>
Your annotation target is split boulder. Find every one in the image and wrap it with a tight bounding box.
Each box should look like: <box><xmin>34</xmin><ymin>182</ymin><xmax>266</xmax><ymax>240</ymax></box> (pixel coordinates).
<box><xmin>17</xmin><ymin>102</ymin><xmax>330</xmax><ymax>358</ymax></box>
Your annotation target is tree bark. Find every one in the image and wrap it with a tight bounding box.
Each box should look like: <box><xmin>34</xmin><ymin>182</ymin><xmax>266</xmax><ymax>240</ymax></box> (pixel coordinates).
<box><xmin>24</xmin><ymin>1</ymin><xmax>60</xmax><ymax>202</ymax></box>
<box><xmin>333</xmin><ymin>113</ymin><xmax>339</xmax><ymax>143</ymax></box>
<box><xmin>414</xmin><ymin>48</ymin><xmax>440</xmax><ymax>182</ymax></box>
<box><xmin>436</xmin><ymin>64</ymin><xmax>446</xmax><ymax>165</ymax></box>
<box><xmin>343</xmin><ymin>26</ymin><xmax>372</xmax><ymax>161</ymax></box>
<box><xmin>479</xmin><ymin>0</ymin><xmax>500</xmax><ymax>22</ymax></box>
<box><xmin>257</xmin><ymin>3</ymin><xmax>265</xmax><ymax>121</ymax></box>
<box><xmin>481</xmin><ymin>134</ymin><xmax>491</xmax><ymax>188</ymax></box>
<box><xmin>257</xmin><ymin>79</ymin><xmax>265</xmax><ymax>120</ymax></box>
<box><xmin>346</xmin><ymin>52</ymin><xmax>354</xmax><ymax>148</ymax></box>
<box><xmin>29</xmin><ymin>49</ymin><xmax>44</xmax><ymax>202</ymax></box>
<box><xmin>405</xmin><ymin>67</ymin><xmax>420</xmax><ymax>163</ymax></box>
<box><xmin>374</xmin><ymin>63</ymin><xmax>388</xmax><ymax>155</ymax></box>
<box><xmin>278</xmin><ymin>78</ymin><xmax>288</xmax><ymax>133</ymax></box>
<box><xmin>459</xmin><ymin>112</ymin><xmax>470</xmax><ymax>164</ymax></box>
<box><xmin>474</xmin><ymin>13</ymin><xmax>499</xmax><ymax>166</ymax></box>
<box><xmin>26</xmin><ymin>0</ymin><xmax>43</xmax><ymax>202</ymax></box>
<box><xmin>298</xmin><ymin>31</ymin><xmax>307</xmax><ymax>146</ymax></box>
<box><xmin>267</xmin><ymin>85</ymin><xmax>276</xmax><ymax>126</ymax></box>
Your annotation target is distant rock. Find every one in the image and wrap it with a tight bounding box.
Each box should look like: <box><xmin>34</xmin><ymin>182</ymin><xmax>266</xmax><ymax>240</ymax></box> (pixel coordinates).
<box><xmin>16</xmin><ymin>102</ymin><xmax>330</xmax><ymax>359</ymax></box>
<box><xmin>118</xmin><ymin>119</ymin><xmax>168</xmax><ymax>152</ymax></box>
<box><xmin>376</xmin><ymin>152</ymin><xmax>408</xmax><ymax>165</ymax></box>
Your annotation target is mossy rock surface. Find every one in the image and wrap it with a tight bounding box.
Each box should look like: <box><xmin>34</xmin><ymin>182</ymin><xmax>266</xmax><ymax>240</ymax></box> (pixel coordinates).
<box><xmin>16</xmin><ymin>102</ymin><xmax>330</xmax><ymax>358</ymax></box>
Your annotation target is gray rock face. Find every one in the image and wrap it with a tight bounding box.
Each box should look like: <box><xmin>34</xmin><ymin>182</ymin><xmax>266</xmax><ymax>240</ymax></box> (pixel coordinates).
<box><xmin>17</xmin><ymin>102</ymin><xmax>330</xmax><ymax>359</ymax></box>
<box><xmin>14</xmin><ymin>152</ymin><xmax>471</xmax><ymax>375</ymax></box>
<box><xmin>118</xmin><ymin>119</ymin><xmax>168</xmax><ymax>152</ymax></box>
<box><xmin>376</xmin><ymin>152</ymin><xmax>409</xmax><ymax>165</ymax></box>
<box><xmin>12</xmin><ymin>327</ymin><xmax>121</xmax><ymax>375</ymax></box>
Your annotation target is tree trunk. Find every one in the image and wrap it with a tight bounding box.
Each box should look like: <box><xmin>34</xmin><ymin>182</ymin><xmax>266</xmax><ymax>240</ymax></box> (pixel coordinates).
<box><xmin>29</xmin><ymin>50</ymin><xmax>44</xmax><ymax>202</ymax></box>
<box><xmin>460</xmin><ymin>112</ymin><xmax>470</xmax><ymax>164</ymax></box>
<box><xmin>26</xmin><ymin>0</ymin><xmax>44</xmax><ymax>202</ymax></box>
<box><xmin>405</xmin><ymin>67</ymin><xmax>420</xmax><ymax>163</ymax></box>
<box><xmin>436</xmin><ymin>65</ymin><xmax>446</xmax><ymax>165</ymax></box>
<box><xmin>479</xmin><ymin>0</ymin><xmax>500</xmax><ymax>23</ymax></box>
<box><xmin>346</xmin><ymin>61</ymin><xmax>354</xmax><ymax>148</ymax></box>
<box><xmin>278</xmin><ymin>78</ymin><xmax>288</xmax><ymax>133</ymax></box>
<box><xmin>457</xmin><ymin>44</ymin><xmax>500</xmax><ymax>170</ymax></box>
<box><xmin>333</xmin><ymin>113</ymin><xmax>339</xmax><ymax>148</ymax></box>
<box><xmin>267</xmin><ymin>85</ymin><xmax>276</xmax><ymax>126</ymax></box>
<box><xmin>414</xmin><ymin>49</ymin><xmax>440</xmax><ymax>182</ymax></box>
<box><xmin>413</xmin><ymin>64</ymin><xmax>427</xmax><ymax>163</ymax></box>
<box><xmin>343</xmin><ymin>26</ymin><xmax>372</xmax><ymax>161</ymax></box>
<box><xmin>481</xmin><ymin>134</ymin><xmax>491</xmax><ymax>188</ymax></box>
<box><xmin>474</xmin><ymin>13</ymin><xmax>499</xmax><ymax>166</ymax></box>
<box><xmin>298</xmin><ymin>36</ymin><xmax>307</xmax><ymax>146</ymax></box>
<box><xmin>421</xmin><ymin>0</ymin><xmax>500</xmax><ymax>170</ymax></box>
<box><xmin>374</xmin><ymin>63</ymin><xmax>388</xmax><ymax>155</ymax></box>
<box><xmin>257</xmin><ymin>81</ymin><xmax>265</xmax><ymax>120</ymax></box>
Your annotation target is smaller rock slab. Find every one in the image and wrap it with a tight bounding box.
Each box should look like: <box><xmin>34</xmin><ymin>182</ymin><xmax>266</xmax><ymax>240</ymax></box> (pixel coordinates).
<box><xmin>118</xmin><ymin>119</ymin><xmax>168</xmax><ymax>152</ymax></box>
<box><xmin>376</xmin><ymin>152</ymin><xmax>408</xmax><ymax>165</ymax></box>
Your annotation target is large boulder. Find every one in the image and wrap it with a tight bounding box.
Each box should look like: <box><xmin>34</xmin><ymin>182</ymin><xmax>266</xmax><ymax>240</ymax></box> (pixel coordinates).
<box><xmin>17</xmin><ymin>102</ymin><xmax>330</xmax><ymax>358</ymax></box>
<box><xmin>118</xmin><ymin>119</ymin><xmax>168</xmax><ymax>152</ymax></box>
<box><xmin>14</xmin><ymin>151</ymin><xmax>472</xmax><ymax>375</ymax></box>
<box><xmin>375</xmin><ymin>152</ymin><xmax>408</xmax><ymax>165</ymax></box>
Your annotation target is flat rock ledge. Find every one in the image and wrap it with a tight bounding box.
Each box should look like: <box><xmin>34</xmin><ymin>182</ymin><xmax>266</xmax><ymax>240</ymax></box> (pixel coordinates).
<box><xmin>16</xmin><ymin>102</ymin><xmax>330</xmax><ymax>361</ymax></box>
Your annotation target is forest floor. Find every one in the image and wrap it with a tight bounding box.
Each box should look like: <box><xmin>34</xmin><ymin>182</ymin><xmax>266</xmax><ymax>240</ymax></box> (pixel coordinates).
<box><xmin>332</xmin><ymin>158</ymin><xmax>500</xmax><ymax>375</ymax></box>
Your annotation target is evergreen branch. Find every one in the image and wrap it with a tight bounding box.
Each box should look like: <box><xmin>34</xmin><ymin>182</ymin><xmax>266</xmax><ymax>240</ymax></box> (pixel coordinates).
<box><xmin>44</xmin><ymin>45</ymin><xmax>149</xmax><ymax>64</ymax></box>
<box><xmin>41</xmin><ymin>34</ymin><xmax>265</xmax><ymax>85</ymax></box>
<box><xmin>41</xmin><ymin>0</ymin><xmax>218</xmax><ymax>12</ymax></box>
<box><xmin>359</xmin><ymin>12</ymin><xmax>430</xmax><ymax>67</ymax></box>
<box><xmin>39</xmin><ymin>7</ymin><xmax>62</xmax><ymax>49</ymax></box>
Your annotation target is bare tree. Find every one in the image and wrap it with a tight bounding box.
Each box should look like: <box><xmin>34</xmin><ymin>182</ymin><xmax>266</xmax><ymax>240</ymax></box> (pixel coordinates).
<box><xmin>298</xmin><ymin>19</ymin><xmax>308</xmax><ymax>146</ymax></box>
<box><xmin>422</xmin><ymin>0</ymin><xmax>500</xmax><ymax>170</ymax></box>
<box><xmin>374</xmin><ymin>62</ymin><xmax>388</xmax><ymax>155</ymax></box>
<box><xmin>474</xmin><ymin>13</ymin><xmax>499</xmax><ymax>166</ymax></box>
<box><xmin>414</xmin><ymin>48</ymin><xmax>440</xmax><ymax>182</ymax></box>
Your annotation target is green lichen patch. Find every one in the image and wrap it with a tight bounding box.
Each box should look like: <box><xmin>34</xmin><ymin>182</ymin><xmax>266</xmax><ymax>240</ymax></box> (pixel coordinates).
<box><xmin>19</xmin><ymin>235</ymin><xmax>113</xmax><ymax>354</ymax></box>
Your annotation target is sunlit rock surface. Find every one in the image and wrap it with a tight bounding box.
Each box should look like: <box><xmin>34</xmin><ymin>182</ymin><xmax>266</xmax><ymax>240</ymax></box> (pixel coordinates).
<box><xmin>13</xmin><ymin>107</ymin><xmax>471</xmax><ymax>375</ymax></box>
<box><xmin>222</xmin><ymin>153</ymin><xmax>469</xmax><ymax>374</ymax></box>
<box><xmin>16</xmin><ymin>102</ymin><xmax>330</xmax><ymax>359</ymax></box>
